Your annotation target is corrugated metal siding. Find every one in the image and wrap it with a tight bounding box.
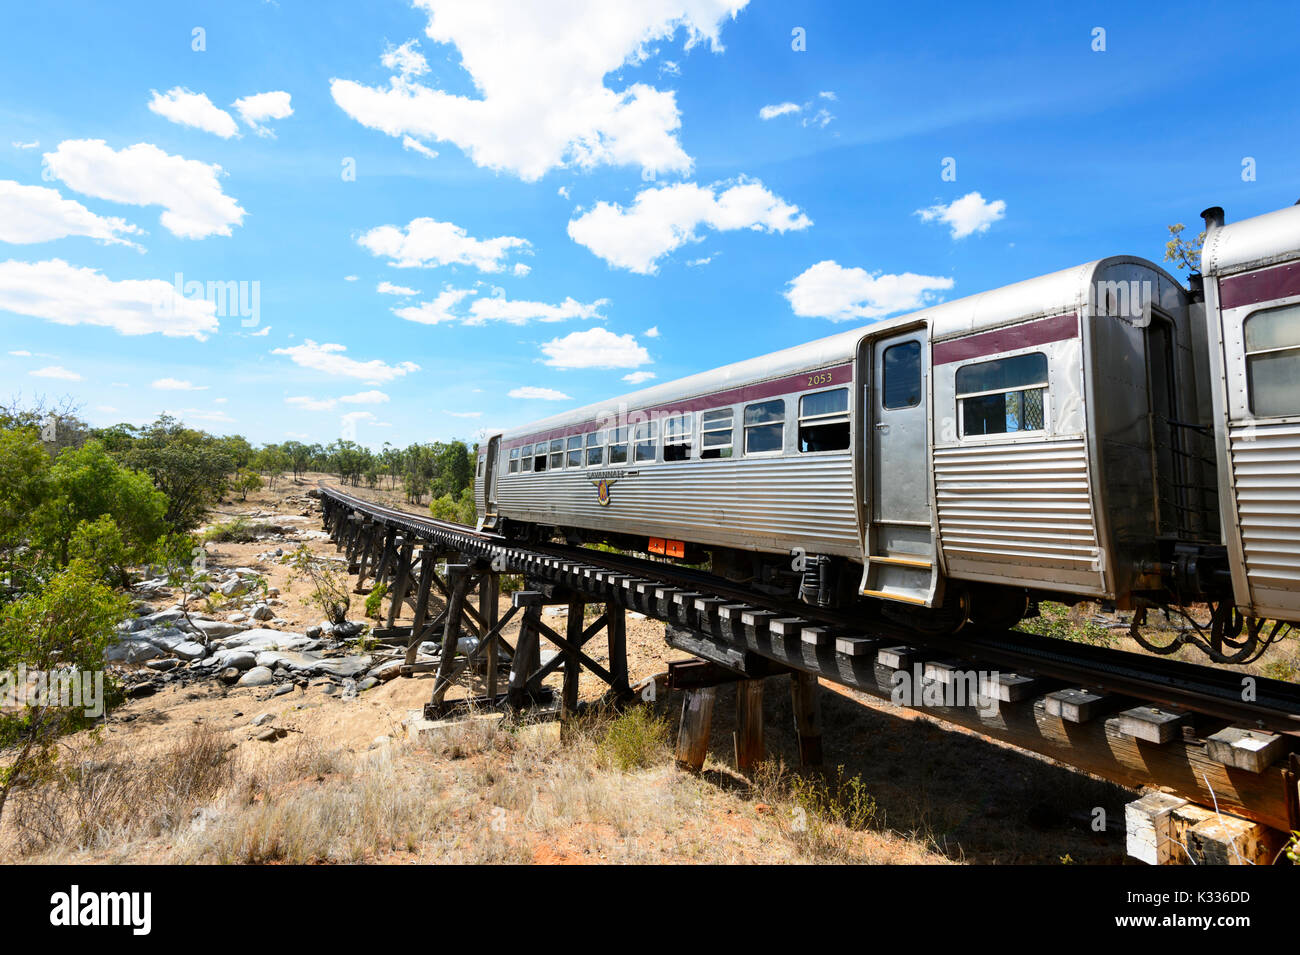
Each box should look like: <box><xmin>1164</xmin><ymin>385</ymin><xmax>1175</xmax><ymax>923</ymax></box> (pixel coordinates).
<box><xmin>1229</xmin><ymin>421</ymin><xmax>1300</xmax><ymax>599</ymax></box>
<box><xmin>934</xmin><ymin>437</ymin><xmax>1103</xmax><ymax>588</ymax></box>
<box><xmin>496</xmin><ymin>455</ymin><xmax>859</xmax><ymax>558</ymax></box>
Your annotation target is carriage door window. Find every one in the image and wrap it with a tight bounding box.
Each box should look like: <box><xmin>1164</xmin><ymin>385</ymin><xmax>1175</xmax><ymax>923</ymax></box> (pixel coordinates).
<box><xmin>1244</xmin><ymin>303</ymin><xmax>1300</xmax><ymax>417</ymax></box>
<box><xmin>520</xmin><ymin>445</ymin><xmax>533</xmax><ymax>473</ymax></box>
<box><xmin>799</xmin><ymin>388</ymin><xmax>850</xmax><ymax>452</ymax></box>
<box><xmin>957</xmin><ymin>353</ymin><xmax>1048</xmax><ymax>436</ymax></box>
<box><xmin>700</xmin><ymin>409</ymin><xmax>734</xmax><ymax>458</ymax></box>
<box><xmin>744</xmin><ymin>399</ymin><xmax>785</xmax><ymax>454</ymax></box>
<box><xmin>883</xmin><ymin>342</ymin><xmax>922</xmax><ymax>408</ymax></box>
<box><xmin>663</xmin><ymin>413</ymin><xmax>693</xmax><ymax>461</ymax></box>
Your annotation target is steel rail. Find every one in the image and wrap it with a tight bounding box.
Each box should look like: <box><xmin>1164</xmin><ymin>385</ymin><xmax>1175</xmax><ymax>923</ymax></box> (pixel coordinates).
<box><xmin>316</xmin><ymin>484</ymin><xmax>1300</xmax><ymax>735</ymax></box>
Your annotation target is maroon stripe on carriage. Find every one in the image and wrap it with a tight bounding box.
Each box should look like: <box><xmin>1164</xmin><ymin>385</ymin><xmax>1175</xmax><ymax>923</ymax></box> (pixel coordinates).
<box><xmin>506</xmin><ymin>362</ymin><xmax>854</xmax><ymax>449</ymax></box>
<box><xmin>932</xmin><ymin>312</ymin><xmax>1078</xmax><ymax>366</ymax></box>
<box><xmin>1219</xmin><ymin>261</ymin><xmax>1300</xmax><ymax>311</ymax></box>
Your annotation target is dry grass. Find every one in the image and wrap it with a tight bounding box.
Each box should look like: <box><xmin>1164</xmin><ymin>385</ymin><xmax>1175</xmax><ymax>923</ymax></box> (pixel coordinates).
<box><xmin>2</xmin><ymin>699</ymin><xmax>954</xmax><ymax>865</ymax></box>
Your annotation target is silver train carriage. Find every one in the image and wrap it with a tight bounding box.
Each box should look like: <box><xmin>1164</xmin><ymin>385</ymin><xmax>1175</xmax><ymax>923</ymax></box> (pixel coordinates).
<box><xmin>470</xmin><ymin>203</ymin><xmax>1297</xmax><ymax>643</ymax></box>
<box><xmin>474</xmin><ymin>259</ymin><xmax>1214</xmax><ymax>632</ymax></box>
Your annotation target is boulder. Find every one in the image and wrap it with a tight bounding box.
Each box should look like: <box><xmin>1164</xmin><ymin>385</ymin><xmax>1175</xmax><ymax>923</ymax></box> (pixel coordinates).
<box><xmin>190</xmin><ymin>619</ymin><xmax>246</xmax><ymax>640</ymax></box>
<box><xmin>312</xmin><ymin>656</ymin><xmax>373</xmax><ymax>679</ymax></box>
<box><xmin>207</xmin><ymin>649</ymin><xmax>257</xmax><ymax>671</ymax></box>
<box><xmin>237</xmin><ymin>667</ymin><xmax>275</xmax><ymax>687</ymax></box>
<box><xmin>105</xmin><ymin>638</ymin><xmax>163</xmax><ymax>664</ymax></box>
<box><xmin>221</xmin><ymin>629</ymin><xmax>313</xmax><ymax>652</ymax></box>
<box><xmin>219</xmin><ymin>578</ymin><xmax>250</xmax><ymax>598</ymax></box>
<box><xmin>251</xmin><ymin>604</ymin><xmax>274</xmax><ymax>621</ymax></box>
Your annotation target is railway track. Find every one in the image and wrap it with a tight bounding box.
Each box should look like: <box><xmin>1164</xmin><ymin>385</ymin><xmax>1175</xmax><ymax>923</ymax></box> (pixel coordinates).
<box><xmin>315</xmin><ymin>484</ymin><xmax>1300</xmax><ymax>736</ymax></box>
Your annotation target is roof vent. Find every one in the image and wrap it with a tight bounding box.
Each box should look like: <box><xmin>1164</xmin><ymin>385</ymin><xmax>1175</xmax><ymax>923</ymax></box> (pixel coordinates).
<box><xmin>1200</xmin><ymin>206</ymin><xmax>1225</xmax><ymax>231</ymax></box>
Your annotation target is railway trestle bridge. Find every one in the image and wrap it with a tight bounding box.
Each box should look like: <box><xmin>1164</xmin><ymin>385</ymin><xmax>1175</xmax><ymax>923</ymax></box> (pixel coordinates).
<box><xmin>315</xmin><ymin>485</ymin><xmax>1300</xmax><ymax>864</ymax></box>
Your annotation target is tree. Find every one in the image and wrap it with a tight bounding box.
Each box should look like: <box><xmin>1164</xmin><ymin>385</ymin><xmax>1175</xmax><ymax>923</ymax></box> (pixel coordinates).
<box><xmin>282</xmin><ymin>441</ymin><xmax>313</xmax><ymax>481</ymax></box>
<box><xmin>0</xmin><ymin>560</ymin><xmax>128</xmax><ymax>825</ymax></box>
<box><xmin>117</xmin><ymin>416</ymin><xmax>234</xmax><ymax>531</ymax></box>
<box><xmin>234</xmin><ymin>467</ymin><xmax>263</xmax><ymax>501</ymax></box>
<box><xmin>1164</xmin><ymin>223</ymin><xmax>1205</xmax><ymax>275</ymax></box>
<box><xmin>30</xmin><ymin>440</ymin><xmax>168</xmax><ymax>569</ymax></box>
<box><xmin>0</xmin><ymin>427</ymin><xmax>51</xmax><ymax>579</ymax></box>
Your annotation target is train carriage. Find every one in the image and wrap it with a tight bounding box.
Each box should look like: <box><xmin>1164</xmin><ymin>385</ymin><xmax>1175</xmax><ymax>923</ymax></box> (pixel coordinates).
<box><xmin>1201</xmin><ymin>203</ymin><xmax>1300</xmax><ymax>624</ymax></box>
<box><xmin>476</xmin><ymin>251</ymin><xmax>1215</xmax><ymax>635</ymax></box>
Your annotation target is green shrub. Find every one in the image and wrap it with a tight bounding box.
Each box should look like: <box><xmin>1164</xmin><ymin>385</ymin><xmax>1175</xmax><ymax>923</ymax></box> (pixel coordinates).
<box><xmin>596</xmin><ymin>706</ymin><xmax>672</xmax><ymax>771</ymax></box>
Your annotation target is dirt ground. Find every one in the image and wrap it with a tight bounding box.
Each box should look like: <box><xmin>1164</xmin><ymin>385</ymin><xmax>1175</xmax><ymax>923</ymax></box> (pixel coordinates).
<box><xmin>1</xmin><ymin>473</ymin><xmax>1140</xmax><ymax>864</ymax></box>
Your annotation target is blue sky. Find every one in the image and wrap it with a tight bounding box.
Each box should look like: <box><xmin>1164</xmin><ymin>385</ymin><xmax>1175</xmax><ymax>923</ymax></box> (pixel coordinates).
<box><xmin>2</xmin><ymin>0</ymin><xmax>1297</xmax><ymax>449</ymax></box>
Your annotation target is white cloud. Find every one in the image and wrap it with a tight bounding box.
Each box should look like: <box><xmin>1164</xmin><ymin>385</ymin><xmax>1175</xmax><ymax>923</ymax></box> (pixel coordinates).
<box><xmin>340</xmin><ymin>410</ymin><xmax>377</xmax><ymax>428</ymax></box>
<box><xmin>232</xmin><ymin>91</ymin><xmax>293</xmax><ymax>137</ymax></box>
<box><xmin>344</xmin><ymin>275</ymin><xmax>359</xmax><ymax>282</ymax></box>
<box><xmin>541</xmin><ymin>327</ymin><xmax>650</xmax><ymax>369</ymax></box>
<box><xmin>272</xmin><ymin>339</ymin><xmax>419</xmax><ymax>383</ymax></box>
<box><xmin>508</xmin><ymin>386</ymin><xmax>572</xmax><ymax>401</ymax></box>
<box><xmin>213</xmin><ymin>397</ymin><xmax>228</xmax><ymax>404</ymax></box>
<box><xmin>287</xmin><ymin>395</ymin><xmax>337</xmax><ymax>411</ymax></box>
<box><xmin>178</xmin><ymin>408</ymin><xmax>234</xmax><ymax>424</ymax></box>
<box><xmin>785</xmin><ymin>260</ymin><xmax>954</xmax><ymax>322</ymax></box>
<box><xmin>402</xmin><ymin>136</ymin><xmax>439</xmax><ymax>159</ymax></box>
<box><xmin>568</xmin><ymin>177</ymin><xmax>810</xmax><ymax>274</ymax></box>
<box><xmin>0</xmin><ymin>180</ymin><xmax>142</xmax><ymax>247</ymax></box>
<box><xmin>30</xmin><ymin>365</ymin><xmax>81</xmax><ymax>381</ymax></box>
<box><xmin>246</xmin><ymin>325</ymin><xmax>271</xmax><ymax>337</ymax></box>
<box><xmin>916</xmin><ymin>191</ymin><xmax>1006</xmax><ymax>239</ymax></box>
<box><xmin>329</xmin><ymin>1</ymin><xmax>748</xmax><ymax>181</ymax></box>
<box><xmin>622</xmin><ymin>371</ymin><xmax>656</xmax><ymax>384</ymax></box>
<box><xmin>44</xmin><ymin>139</ymin><xmax>245</xmax><ymax>239</ymax></box>
<box><xmin>444</xmin><ymin>410</ymin><xmax>483</xmax><ymax>418</ymax></box>
<box><xmin>95</xmin><ymin>405</ymin><xmax>118</xmax><ymax>414</ymax></box>
<box><xmin>0</xmin><ymin>258</ymin><xmax>219</xmax><ymax>339</ymax></box>
<box><xmin>148</xmin><ymin>87</ymin><xmax>240</xmax><ymax>138</ymax></box>
<box><xmin>377</xmin><ymin>281</ymin><xmax>419</xmax><ymax>296</ymax></box>
<box><xmin>8</xmin><ymin>350</ymin><xmax>32</xmax><ymax>356</ymax></box>
<box><xmin>12</xmin><ymin>141</ymin><xmax>39</xmax><ymax>150</ymax></box>
<box><xmin>557</xmin><ymin>186</ymin><xmax>570</xmax><ymax>199</ymax></box>
<box><xmin>392</xmin><ymin>287</ymin><xmax>475</xmax><ymax>325</ymax></box>
<box><xmin>643</xmin><ymin>325</ymin><xmax>660</xmax><ymax>337</ymax></box>
<box><xmin>467</xmin><ymin>295</ymin><xmax>606</xmax><ymax>326</ymax></box>
<box><xmin>802</xmin><ymin>108</ymin><xmax>834</xmax><ymax>129</ymax></box>
<box><xmin>357</xmin><ymin>216</ymin><xmax>528</xmax><ymax>272</ymax></box>
<box><xmin>685</xmin><ymin>256</ymin><xmax>711</xmax><ymax>266</ymax></box>
<box><xmin>288</xmin><ymin>389</ymin><xmax>389</xmax><ymax>411</ymax></box>
<box><xmin>512</xmin><ymin>262</ymin><xmax>531</xmax><ymax>277</ymax></box>
<box><xmin>818</xmin><ymin>90</ymin><xmax>837</xmax><ymax>100</ymax></box>
<box><xmin>759</xmin><ymin>102</ymin><xmax>800</xmax><ymax>120</ymax></box>
<box><xmin>152</xmin><ymin>377</ymin><xmax>208</xmax><ymax>391</ymax></box>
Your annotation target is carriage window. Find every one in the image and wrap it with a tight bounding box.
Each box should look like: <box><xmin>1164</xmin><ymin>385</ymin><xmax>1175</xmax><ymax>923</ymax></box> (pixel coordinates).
<box><xmin>586</xmin><ymin>431</ymin><xmax>605</xmax><ymax>467</ymax></box>
<box><xmin>477</xmin><ymin>457</ymin><xmax>484</xmax><ymax>477</ymax></box>
<box><xmin>1244</xmin><ymin>304</ymin><xmax>1300</xmax><ymax>417</ymax></box>
<box><xmin>883</xmin><ymin>341</ymin><xmax>922</xmax><ymax>409</ymax></box>
<box><xmin>532</xmin><ymin>444</ymin><xmax>546</xmax><ymax>472</ymax></box>
<box><xmin>744</xmin><ymin>399</ymin><xmax>785</xmax><ymax>454</ymax></box>
<box><xmin>548</xmin><ymin>439</ymin><xmax>564</xmax><ymax>470</ymax></box>
<box><xmin>700</xmin><ymin>409</ymin><xmax>734</xmax><ymax>459</ymax></box>
<box><xmin>565</xmin><ymin>435</ymin><xmax>583</xmax><ymax>468</ymax></box>
<box><xmin>663</xmin><ymin>413</ymin><xmax>693</xmax><ymax>461</ymax></box>
<box><xmin>608</xmin><ymin>427</ymin><xmax>629</xmax><ymax>465</ymax></box>
<box><xmin>634</xmin><ymin>419</ymin><xmax>659</xmax><ymax>463</ymax></box>
<box><xmin>799</xmin><ymin>388</ymin><xmax>850</xmax><ymax>452</ymax></box>
<box><xmin>508</xmin><ymin>447</ymin><xmax>520</xmax><ymax>473</ymax></box>
<box><xmin>520</xmin><ymin>445</ymin><xmax>533</xmax><ymax>473</ymax></box>
<box><xmin>956</xmin><ymin>352</ymin><xmax>1048</xmax><ymax>436</ymax></box>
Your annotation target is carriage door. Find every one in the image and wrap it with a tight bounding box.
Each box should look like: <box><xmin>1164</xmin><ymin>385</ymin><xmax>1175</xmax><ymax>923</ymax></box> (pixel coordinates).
<box><xmin>483</xmin><ymin>435</ymin><xmax>501</xmax><ymax>526</ymax></box>
<box><xmin>856</xmin><ymin>327</ymin><xmax>938</xmax><ymax>606</ymax></box>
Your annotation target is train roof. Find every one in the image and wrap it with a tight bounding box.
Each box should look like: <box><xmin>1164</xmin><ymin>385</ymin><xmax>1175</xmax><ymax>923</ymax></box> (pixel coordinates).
<box><xmin>495</xmin><ymin>255</ymin><xmax>1176</xmax><ymax>442</ymax></box>
<box><xmin>1202</xmin><ymin>202</ymin><xmax>1300</xmax><ymax>276</ymax></box>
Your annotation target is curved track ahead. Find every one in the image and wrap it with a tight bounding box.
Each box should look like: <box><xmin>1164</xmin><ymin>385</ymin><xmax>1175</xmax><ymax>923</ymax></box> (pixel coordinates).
<box><xmin>316</xmin><ymin>485</ymin><xmax>1300</xmax><ymax>736</ymax></box>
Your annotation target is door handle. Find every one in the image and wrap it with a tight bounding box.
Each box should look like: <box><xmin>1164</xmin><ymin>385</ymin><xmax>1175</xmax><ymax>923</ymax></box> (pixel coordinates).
<box><xmin>874</xmin><ymin>423</ymin><xmax>889</xmax><ymax>430</ymax></box>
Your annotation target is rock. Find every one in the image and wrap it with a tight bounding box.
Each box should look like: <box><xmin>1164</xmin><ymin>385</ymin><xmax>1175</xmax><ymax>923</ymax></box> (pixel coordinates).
<box><xmin>220</xmin><ymin>578</ymin><xmax>250</xmax><ymax>598</ymax></box>
<box><xmin>272</xmin><ymin>684</ymin><xmax>295</xmax><ymax>697</ymax></box>
<box><xmin>221</xmin><ymin>629</ymin><xmax>313</xmax><ymax>652</ymax></box>
<box><xmin>190</xmin><ymin>619</ymin><xmax>245</xmax><ymax>640</ymax></box>
<box><xmin>237</xmin><ymin>667</ymin><xmax>275</xmax><ymax>687</ymax></box>
<box><xmin>255</xmin><ymin>727</ymin><xmax>283</xmax><ymax>742</ymax></box>
<box><xmin>358</xmin><ymin>677</ymin><xmax>379</xmax><ymax>692</ymax></box>
<box><xmin>125</xmin><ymin>681</ymin><xmax>158</xmax><ymax>698</ymax></box>
<box><xmin>255</xmin><ymin>649</ymin><xmax>320</xmax><ymax>671</ymax></box>
<box><xmin>332</xmin><ymin>621</ymin><xmax>365</xmax><ymax>639</ymax></box>
<box><xmin>305</xmin><ymin>625</ymin><xmax>323</xmax><ymax>639</ymax></box>
<box><xmin>312</xmin><ymin>655</ymin><xmax>373</xmax><ymax>679</ymax></box>
<box><xmin>208</xmin><ymin>649</ymin><xmax>257</xmax><ymax>671</ymax></box>
<box><xmin>227</xmin><ymin>613</ymin><xmax>247</xmax><ymax>623</ymax></box>
<box><xmin>219</xmin><ymin>667</ymin><xmax>242</xmax><ymax>685</ymax></box>
<box><xmin>251</xmin><ymin>712</ymin><xmax>275</xmax><ymax>726</ymax></box>
<box><xmin>145</xmin><ymin>658</ymin><xmax>180</xmax><ymax>672</ymax></box>
<box><xmin>366</xmin><ymin>659</ymin><xmax>404</xmax><ymax>682</ymax></box>
<box><xmin>251</xmin><ymin>604</ymin><xmax>274</xmax><ymax>621</ymax></box>
<box><xmin>173</xmin><ymin>641</ymin><xmax>208</xmax><ymax>661</ymax></box>
<box><xmin>105</xmin><ymin>638</ymin><xmax>163</xmax><ymax>663</ymax></box>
